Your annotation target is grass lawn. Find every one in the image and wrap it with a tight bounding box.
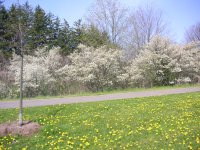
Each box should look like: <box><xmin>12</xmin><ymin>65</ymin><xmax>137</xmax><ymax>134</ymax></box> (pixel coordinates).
<box><xmin>0</xmin><ymin>92</ymin><xmax>200</xmax><ymax>149</ymax></box>
<box><xmin>1</xmin><ymin>84</ymin><xmax>199</xmax><ymax>101</ymax></box>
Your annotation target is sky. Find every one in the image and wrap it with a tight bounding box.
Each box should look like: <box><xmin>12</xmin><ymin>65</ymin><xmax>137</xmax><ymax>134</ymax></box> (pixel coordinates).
<box><xmin>3</xmin><ymin>0</ymin><xmax>200</xmax><ymax>43</ymax></box>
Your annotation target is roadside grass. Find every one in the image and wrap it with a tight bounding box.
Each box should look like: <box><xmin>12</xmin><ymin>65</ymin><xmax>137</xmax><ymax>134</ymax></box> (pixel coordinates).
<box><xmin>1</xmin><ymin>83</ymin><xmax>199</xmax><ymax>101</ymax></box>
<box><xmin>0</xmin><ymin>92</ymin><xmax>200</xmax><ymax>149</ymax></box>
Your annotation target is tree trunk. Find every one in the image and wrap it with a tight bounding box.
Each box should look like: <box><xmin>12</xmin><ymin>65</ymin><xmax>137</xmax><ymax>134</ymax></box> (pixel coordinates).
<box><xmin>19</xmin><ymin>55</ymin><xmax>23</xmax><ymax>126</ymax></box>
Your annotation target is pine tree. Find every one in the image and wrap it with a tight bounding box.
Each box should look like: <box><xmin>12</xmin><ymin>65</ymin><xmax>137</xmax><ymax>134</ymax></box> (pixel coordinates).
<box><xmin>57</xmin><ymin>20</ymin><xmax>71</xmax><ymax>54</ymax></box>
<box><xmin>0</xmin><ymin>3</ymin><xmax>11</xmax><ymax>58</ymax></box>
<box><xmin>29</xmin><ymin>5</ymin><xmax>48</xmax><ymax>49</ymax></box>
<box><xmin>73</xmin><ymin>19</ymin><xmax>82</xmax><ymax>47</ymax></box>
<box><xmin>81</xmin><ymin>25</ymin><xmax>111</xmax><ymax>48</ymax></box>
<box><xmin>21</xmin><ymin>2</ymin><xmax>34</xmax><ymax>53</ymax></box>
<box><xmin>7</xmin><ymin>2</ymin><xmax>33</xmax><ymax>54</ymax></box>
<box><xmin>48</xmin><ymin>16</ymin><xmax>61</xmax><ymax>48</ymax></box>
<box><xmin>7</xmin><ymin>4</ymin><xmax>19</xmax><ymax>49</ymax></box>
<box><xmin>58</xmin><ymin>19</ymin><xmax>82</xmax><ymax>55</ymax></box>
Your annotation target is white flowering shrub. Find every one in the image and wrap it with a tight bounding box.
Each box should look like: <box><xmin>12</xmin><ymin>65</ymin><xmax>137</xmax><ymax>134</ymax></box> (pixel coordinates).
<box><xmin>9</xmin><ymin>47</ymin><xmax>63</xmax><ymax>97</ymax></box>
<box><xmin>58</xmin><ymin>44</ymin><xmax>126</xmax><ymax>91</ymax></box>
<box><xmin>128</xmin><ymin>36</ymin><xmax>182</xmax><ymax>87</ymax></box>
<box><xmin>177</xmin><ymin>42</ymin><xmax>200</xmax><ymax>83</ymax></box>
<box><xmin>4</xmin><ymin>38</ymin><xmax>200</xmax><ymax>98</ymax></box>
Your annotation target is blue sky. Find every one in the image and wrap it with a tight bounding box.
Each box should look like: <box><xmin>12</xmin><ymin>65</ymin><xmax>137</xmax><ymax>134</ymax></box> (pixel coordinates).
<box><xmin>4</xmin><ymin>0</ymin><xmax>200</xmax><ymax>43</ymax></box>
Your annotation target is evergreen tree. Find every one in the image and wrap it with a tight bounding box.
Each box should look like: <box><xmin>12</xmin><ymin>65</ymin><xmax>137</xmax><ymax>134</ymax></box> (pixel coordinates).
<box><xmin>81</xmin><ymin>25</ymin><xmax>111</xmax><ymax>48</ymax></box>
<box><xmin>72</xmin><ymin>19</ymin><xmax>84</xmax><ymax>48</ymax></box>
<box><xmin>7</xmin><ymin>2</ymin><xmax>33</xmax><ymax>54</ymax></box>
<box><xmin>57</xmin><ymin>19</ymin><xmax>71</xmax><ymax>54</ymax></box>
<box><xmin>29</xmin><ymin>5</ymin><xmax>49</xmax><ymax>49</ymax></box>
<box><xmin>1</xmin><ymin>2</ymin><xmax>114</xmax><ymax>57</ymax></box>
<box><xmin>7</xmin><ymin>4</ymin><xmax>19</xmax><ymax>49</ymax></box>
<box><xmin>59</xmin><ymin>19</ymin><xmax>83</xmax><ymax>55</ymax></box>
<box><xmin>20</xmin><ymin>2</ymin><xmax>34</xmax><ymax>54</ymax></box>
<box><xmin>0</xmin><ymin>2</ymin><xmax>11</xmax><ymax>58</ymax></box>
<box><xmin>48</xmin><ymin>16</ymin><xmax>61</xmax><ymax>48</ymax></box>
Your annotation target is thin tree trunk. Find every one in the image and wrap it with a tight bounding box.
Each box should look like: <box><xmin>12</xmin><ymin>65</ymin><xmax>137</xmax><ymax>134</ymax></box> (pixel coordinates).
<box><xmin>18</xmin><ymin>0</ymin><xmax>23</xmax><ymax>126</ymax></box>
<box><xmin>19</xmin><ymin>55</ymin><xmax>23</xmax><ymax>126</ymax></box>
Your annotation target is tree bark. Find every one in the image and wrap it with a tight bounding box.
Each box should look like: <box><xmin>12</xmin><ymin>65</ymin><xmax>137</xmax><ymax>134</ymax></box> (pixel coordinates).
<box><xmin>19</xmin><ymin>55</ymin><xmax>23</xmax><ymax>126</ymax></box>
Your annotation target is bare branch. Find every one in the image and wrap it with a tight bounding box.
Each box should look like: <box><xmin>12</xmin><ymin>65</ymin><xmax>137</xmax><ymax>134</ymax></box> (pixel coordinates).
<box><xmin>85</xmin><ymin>0</ymin><xmax>128</xmax><ymax>45</ymax></box>
<box><xmin>185</xmin><ymin>22</ymin><xmax>200</xmax><ymax>43</ymax></box>
<box><xmin>124</xmin><ymin>4</ymin><xmax>168</xmax><ymax>57</ymax></box>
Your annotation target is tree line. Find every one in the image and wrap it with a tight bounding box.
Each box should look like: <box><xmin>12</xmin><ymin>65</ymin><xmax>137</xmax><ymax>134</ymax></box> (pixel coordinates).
<box><xmin>1</xmin><ymin>0</ymin><xmax>199</xmax><ymax>58</ymax></box>
<box><xmin>0</xmin><ymin>0</ymin><xmax>200</xmax><ymax>99</ymax></box>
<box><xmin>6</xmin><ymin>37</ymin><xmax>200</xmax><ymax>98</ymax></box>
<box><xmin>0</xmin><ymin>1</ymin><xmax>111</xmax><ymax>58</ymax></box>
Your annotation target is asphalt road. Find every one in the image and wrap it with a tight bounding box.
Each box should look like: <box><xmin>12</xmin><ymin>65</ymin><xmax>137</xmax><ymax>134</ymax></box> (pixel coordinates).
<box><xmin>0</xmin><ymin>87</ymin><xmax>199</xmax><ymax>109</ymax></box>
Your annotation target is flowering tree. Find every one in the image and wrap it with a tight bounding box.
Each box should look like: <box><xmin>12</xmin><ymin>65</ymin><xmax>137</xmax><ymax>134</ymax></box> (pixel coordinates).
<box><xmin>178</xmin><ymin>42</ymin><xmax>200</xmax><ymax>83</ymax></box>
<box><xmin>9</xmin><ymin>47</ymin><xmax>63</xmax><ymax>97</ymax></box>
<box><xmin>58</xmin><ymin>44</ymin><xmax>126</xmax><ymax>91</ymax></box>
<box><xmin>6</xmin><ymin>37</ymin><xmax>200</xmax><ymax>98</ymax></box>
<box><xmin>128</xmin><ymin>36</ymin><xmax>181</xmax><ymax>87</ymax></box>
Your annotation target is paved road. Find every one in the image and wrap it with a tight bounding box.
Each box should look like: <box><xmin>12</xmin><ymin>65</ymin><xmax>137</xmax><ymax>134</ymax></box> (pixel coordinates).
<box><xmin>0</xmin><ymin>87</ymin><xmax>199</xmax><ymax>109</ymax></box>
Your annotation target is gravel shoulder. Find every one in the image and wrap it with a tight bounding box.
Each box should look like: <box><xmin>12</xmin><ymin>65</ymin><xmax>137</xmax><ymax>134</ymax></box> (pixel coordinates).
<box><xmin>0</xmin><ymin>87</ymin><xmax>200</xmax><ymax>109</ymax></box>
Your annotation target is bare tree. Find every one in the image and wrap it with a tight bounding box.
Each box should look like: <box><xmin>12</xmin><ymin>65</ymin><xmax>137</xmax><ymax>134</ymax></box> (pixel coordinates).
<box><xmin>85</xmin><ymin>0</ymin><xmax>128</xmax><ymax>45</ymax></box>
<box><xmin>124</xmin><ymin>5</ymin><xmax>168</xmax><ymax>57</ymax></box>
<box><xmin>185</xmin><ymin>22</ymin><xmax>200</xmax><ymax>42</ymax></box>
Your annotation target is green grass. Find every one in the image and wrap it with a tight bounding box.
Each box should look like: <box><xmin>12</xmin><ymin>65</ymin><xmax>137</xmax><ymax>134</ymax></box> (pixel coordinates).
<box><xmin>1</xmin><ymin>83</ymin><xmax>199</xmax><ymax>101</ymax></box>
<box><xmin>0</xmin><ymin>92</ymin><xmax>200</xmax><ymax>149</ymax></box>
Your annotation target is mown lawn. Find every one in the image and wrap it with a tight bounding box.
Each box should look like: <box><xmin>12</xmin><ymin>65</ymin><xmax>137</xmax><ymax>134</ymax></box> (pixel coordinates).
<box><xmin>0</xmin><ymin>92</ymin><xmax>200</xmax><ymax>149</ymax></box>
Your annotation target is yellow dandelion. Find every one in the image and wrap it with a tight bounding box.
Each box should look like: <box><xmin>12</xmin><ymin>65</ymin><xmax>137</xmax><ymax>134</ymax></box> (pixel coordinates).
<box><xmin>85</xmin><ymin>142</ymin><xmax>90</xmax><ymax>146</ymax></box>
<box><xmin>196</xmin><ymin>137</ymin><xmax>199</xmax><ymax>144</ymax></box>
<box><xmin>188</xmin><ymin>145</ymin><xmax>192</xmax><ymax>150</ymax></box>
<box><xmin>147</xmin><ymin>127</ymin><xmax>152</xmax><ymax>131</ymax></box>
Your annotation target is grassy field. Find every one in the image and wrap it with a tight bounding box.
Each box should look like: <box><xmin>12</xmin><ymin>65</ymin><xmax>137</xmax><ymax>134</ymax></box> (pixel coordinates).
<box><xmin>1</xmin><ymin>84</ymin><xmax>199</xmax><ymax>101</ymax></box>
<box><xmin>0</xmin><ymin>92</ymin><xmax>200</xmax><ymax>149</ymax></box>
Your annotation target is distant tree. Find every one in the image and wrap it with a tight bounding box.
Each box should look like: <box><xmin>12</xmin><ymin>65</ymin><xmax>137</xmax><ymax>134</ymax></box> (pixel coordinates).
<box><xmin>81</xmin><ymin>25</ymin><xmax>111</xmax><ymax>48</ymax></box>
<box><xmin>58</xmin><ymin>44</ymin><xmax>125</xmax><ymax>91</ymax></box>
<box><xmin>0</xmin><ymin>3</ymin><xmax>11</xmax><ymax>58</ymax></box>
<box><xmin>50</xmin><ymin>16</ymin><xmax>61</xmax><ymax>47</ymax></box>
<box><xmin>86</xmin><ymin>0</ymin><xmax>128</xmax><ymax>45</ymax></box>
<box><xmin>179</xmin><ymin>42</ymin><xmax>200</xmax><ymax>83</ymax></box>
<box><xmin>72</xmin><ymin>19</ymin><xmax>83</xmax><ymax>47</ymax></box>
<box><xmin>128</xmin><ymin>36</ymin><xmax>180</xmax><ymax>87</ymax></box>
<box><xmin>20</xmin><ymin>2</ymin><xmax>34</xmax><ymax>53</ymax></box>
<box><xmin>58</xmin><ymin>19</ymin><xmax>83</xmax><ymax>55</ymax></box>
<box><xmin>0</xmin><ymin>2</ymin><xmax>16</xmax><ymax>101</ymax></box>
<box><xmin>185</xmin><ymin>22</ymin><xmax>200</xmax><ymax>42</ymax></box>
<box><xmin>57</xmin><ymin>20</ymin><xmax>71</xmax><ymax>54</ymax></box>
<box><xmin>7</xmin><ymin>2</ymin><xmax>33</xmax><ymax>54</ymax></box>
<box><xmin>124</xmin><ymin>5</ymin><xmax>168</xmax><ymax>57</ymax></box>
<box><xmin>28</xmin><ymin>5</ymin><xmax>49</xmax><ymax>49</ymax></box>
<box><xmin>10</xmin><ymin>47</ymin><xmax>63</xmax><ymax>97</ymax></box>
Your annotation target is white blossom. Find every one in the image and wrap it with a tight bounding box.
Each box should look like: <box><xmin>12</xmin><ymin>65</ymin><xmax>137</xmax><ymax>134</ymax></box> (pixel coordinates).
<box><xmin>58</xmin><ymin>44</ymin><xmax>126</xmax><ymax>91</ymax></box>
<box><xmin>9</xmin><ymin>47</ymin><xmax>63</xmax><ymax>96</ymax></box>
<box><xmin>6</xmin><ymin>37</ymin><xmax>200</xmax><ymax>97</ymax></box>
<box><xmin>128</xmin><ymin>36</ymin><xmax>183</xmax><ymax>86</ymax></box>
